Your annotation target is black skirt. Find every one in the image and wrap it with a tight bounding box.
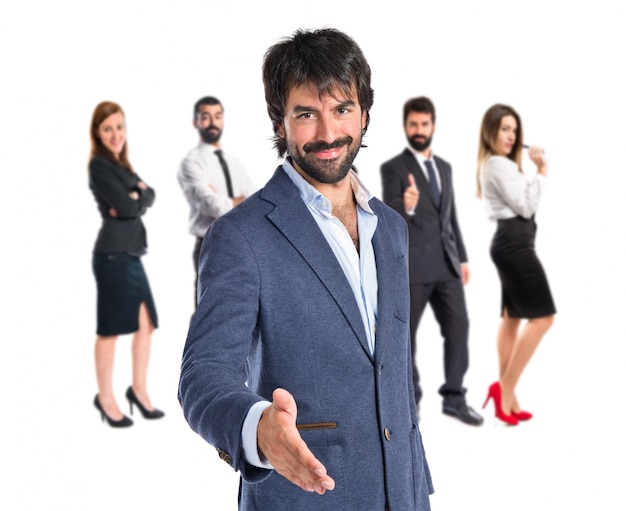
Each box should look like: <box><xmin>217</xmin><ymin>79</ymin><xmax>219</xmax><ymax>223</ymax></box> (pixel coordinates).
<box><xmin>92</xmin><ymin>252</ymin><xmax>159</xmax><ymax>336</ymax></box>
<box><xmin>490</xmin><ymin>216</ymin><xmax>556</xmax><ymax>319</ymax></box>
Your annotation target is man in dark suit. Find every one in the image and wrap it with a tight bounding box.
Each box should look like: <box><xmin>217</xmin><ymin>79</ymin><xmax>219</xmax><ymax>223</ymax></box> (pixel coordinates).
<box><xmin>179</xmin><ymin>30</ymin><xmax>433</xmax><ymax>510</ymax></box>
<box><xmin>380</xmin><ymin>96</ymin><xmax>483</xmax><ymax>426</ymax></box>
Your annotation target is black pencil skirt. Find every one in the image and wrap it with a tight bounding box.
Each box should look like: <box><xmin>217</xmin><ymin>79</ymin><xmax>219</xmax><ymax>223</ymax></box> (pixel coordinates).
<box><xmin>490</xmin><ymin>216</ymin><xmax>556</xmax><ymax>319</ymax></box>
<box><xmin>92</xmin><ymin>252</ymin><xmax>159</xmax><ymax>336</ymax></box>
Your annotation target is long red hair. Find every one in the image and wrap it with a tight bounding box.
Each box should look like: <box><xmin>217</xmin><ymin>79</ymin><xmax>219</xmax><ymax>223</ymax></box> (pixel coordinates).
<box><xmin>89</xmin><ymin>101</ymin><xmax>134</xmax><ymax>172</ymax></box>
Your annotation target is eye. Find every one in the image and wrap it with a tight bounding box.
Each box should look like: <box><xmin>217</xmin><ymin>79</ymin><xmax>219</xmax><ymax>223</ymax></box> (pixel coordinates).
<box><xmin>297</xmin><ymin>112</ymin><xmax>314</xmax><ymax>119</ymax></box>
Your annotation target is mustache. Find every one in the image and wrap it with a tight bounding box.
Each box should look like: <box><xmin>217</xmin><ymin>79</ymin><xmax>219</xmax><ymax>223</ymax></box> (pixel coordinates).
<box><xmin>203</xmin><ymin>125</ymin><xmax>219</xmax><ymax>132</ymax></box>
<box><xmin>303</xmin><ymin>136</ymin><xmax>352</xmax><ymax>154</ymax></box>
<box><xmin>412</xmin><ymin>135</ymin><xmax>427</xmax><ymax>142</ymax></box>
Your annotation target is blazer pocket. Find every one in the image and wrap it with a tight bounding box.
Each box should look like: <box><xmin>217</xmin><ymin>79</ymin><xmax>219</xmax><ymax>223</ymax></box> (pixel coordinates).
<box><xmin>296</xmin><ymin>422</ymin><xmax>338</xmax><ymax>431</ymax></box>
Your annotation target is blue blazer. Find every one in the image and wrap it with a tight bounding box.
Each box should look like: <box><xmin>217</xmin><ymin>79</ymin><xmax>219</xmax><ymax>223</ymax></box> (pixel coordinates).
<box><xmin>179</xmin><ymin>166</ymin><xmax>433</xmax><ymax>510</ymax></box>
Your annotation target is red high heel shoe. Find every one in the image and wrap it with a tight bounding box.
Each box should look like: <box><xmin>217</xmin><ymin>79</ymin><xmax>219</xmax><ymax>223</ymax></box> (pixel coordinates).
<box><xmin>511</xmin><ymin>410</ymin><xmax>533</xmax><ymax>421</ymax></box>
<box><xmin>482</xmin><ymin>382</ymin><xmax>518</xmax><ymax>426</ymax></box>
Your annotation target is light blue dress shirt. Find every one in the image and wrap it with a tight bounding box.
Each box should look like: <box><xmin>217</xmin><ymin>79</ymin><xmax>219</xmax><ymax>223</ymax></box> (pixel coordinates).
<box><xmin>242</xmin><ymin>160</ymin><xmax>379</xmax><ymax>468</ymax></box>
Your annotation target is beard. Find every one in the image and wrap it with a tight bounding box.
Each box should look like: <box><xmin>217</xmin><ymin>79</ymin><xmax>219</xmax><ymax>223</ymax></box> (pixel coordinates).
<box><xmin>288</xmin><ymin>135</ymin><xmax>360</xmax><ymax>184</ymax></box>
<box><xmin>408</xmin><ymin>133</ymin><xmax>432</xmax><ymax>152</ymax></box>
<box><xmin>198</xmin><ymin>125</ymin><xmax>222</xmax><ymax>144</ymax></box>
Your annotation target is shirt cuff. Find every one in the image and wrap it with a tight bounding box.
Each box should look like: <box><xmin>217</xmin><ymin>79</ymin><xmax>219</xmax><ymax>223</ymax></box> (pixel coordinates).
<box><xmin>406</xmin><ymin>207</ymin><xmax>416</xmax><ymax>216</ymax></box>
<box><xmin>242</xmin><ymin>400</ymin><xmax>273</xmax><ymax>469</ymax></box>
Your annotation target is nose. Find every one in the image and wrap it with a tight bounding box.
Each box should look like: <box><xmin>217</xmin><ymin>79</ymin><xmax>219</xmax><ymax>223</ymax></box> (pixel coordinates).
<box><xmin>315</xmin><ymin>114</ymin><xmax>338</xmax><ymax>142</ymax></box>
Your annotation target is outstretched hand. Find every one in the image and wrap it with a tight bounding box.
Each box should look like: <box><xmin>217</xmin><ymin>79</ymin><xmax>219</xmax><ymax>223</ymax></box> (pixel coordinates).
<box><xmin>257</xmin><ymin>388</ymin><xmax>335</xmax><ymax>495</ymax></box>
<box><xmin>404</xmin><ymin>173</ymin><xmax>419</xmax><ymax>212</ymax></box>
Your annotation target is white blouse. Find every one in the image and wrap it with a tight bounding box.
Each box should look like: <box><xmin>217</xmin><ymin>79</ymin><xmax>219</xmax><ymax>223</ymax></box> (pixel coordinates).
<box><xmin>480</xmin><ymin>155</ymin><xmax>546</xmax><ymax>221</ymax></box>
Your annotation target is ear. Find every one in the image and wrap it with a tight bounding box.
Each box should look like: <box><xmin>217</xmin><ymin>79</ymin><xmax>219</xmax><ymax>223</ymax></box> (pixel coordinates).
<box><xmin>192</xmin><ymin>118</ymin><xmax>198</xmax><ymax>129</ymax></box>
<box><xmin>276</xmin><ymin>122</ymin><xmax>286</xmax><ymax>139</ymax></box>
<box><xmin>361</xmin><ymin>110</ymin><xmax>369</xmax><ymax>134</ymax></box>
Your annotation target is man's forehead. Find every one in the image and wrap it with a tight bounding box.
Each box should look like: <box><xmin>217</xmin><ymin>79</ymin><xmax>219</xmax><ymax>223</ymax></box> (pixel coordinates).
<box><xmin>407</xmin><ymin>111</ymin><xmax>433</xmax><ymax>123</ymax></box>
<box><xmin>198</xmin><ymin>104</ymin><xmax>223</xmax><ymax>114</ymax></box>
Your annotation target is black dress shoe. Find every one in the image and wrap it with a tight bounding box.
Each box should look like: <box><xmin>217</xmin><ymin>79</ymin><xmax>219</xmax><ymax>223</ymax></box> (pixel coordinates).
<box><xmin>442</xmin><ymin>401</ymin><xmax>484</xmax><ymax>426</ymax></box>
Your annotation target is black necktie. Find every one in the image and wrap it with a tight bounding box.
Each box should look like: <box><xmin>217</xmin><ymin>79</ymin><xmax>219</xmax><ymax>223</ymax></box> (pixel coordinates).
<box><xmin>424</xmin><ymin>159</ymin><xmax>440</xmax><ymax>208</ymax></box>
<box><xmin>215</xmin><ymin>149</ymin><xmax>234</xmax><ymax>198</ymax></box>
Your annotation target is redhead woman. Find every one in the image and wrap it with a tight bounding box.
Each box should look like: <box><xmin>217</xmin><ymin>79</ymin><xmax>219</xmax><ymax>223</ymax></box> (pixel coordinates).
<box><xmin>88</xmin><ymin>101</ymin><xmax>164</xmax><ymax>427</ymax></box>
<box><xmin>476</xmin><ymin>104</ymin><xmax>556</xmax><ymax>426</ymax></box>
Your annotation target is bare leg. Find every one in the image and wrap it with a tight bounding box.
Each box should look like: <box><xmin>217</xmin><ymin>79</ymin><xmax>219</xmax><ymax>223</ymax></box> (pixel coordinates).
<box><xmin>95</xmin><ymin>335</ymin><xmax>124</xmax><ymax>420</ymax></box>
<box><xmin>500</xmin><ymin>312</ymin><xmax>554</xmax><ymax>413</ymax></box>
<box><xmin>497</xmin><ymin>310</ymin><xmax>521</xmax><ymax>381</ymax></box>
<box><xmin>130</xmin><ymin>302</ymin><xmax>156</xmax><ymax>409</ymax></box>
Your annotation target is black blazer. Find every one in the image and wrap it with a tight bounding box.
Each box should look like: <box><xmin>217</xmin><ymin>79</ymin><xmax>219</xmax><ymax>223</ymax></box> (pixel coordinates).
<box><xmin>89</xmin><ymin>156</ymin><xmax>155</xmax><ymax>254</ymax></box>
<box><xmin>381</xmin><ymin>148</ymin><xmax>467</xmax><ymax>284</ymax></box>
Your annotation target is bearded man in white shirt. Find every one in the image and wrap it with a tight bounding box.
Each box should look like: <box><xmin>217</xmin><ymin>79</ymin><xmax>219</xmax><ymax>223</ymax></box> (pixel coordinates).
<box><xmin>177</xmin><ymin>96</ymin><xmax>257</xmax><ymax>308</ymax></box>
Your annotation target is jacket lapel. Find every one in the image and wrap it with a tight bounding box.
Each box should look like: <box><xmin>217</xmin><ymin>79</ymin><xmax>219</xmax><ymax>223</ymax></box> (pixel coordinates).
<box><xmin>369</xmin><ymin>201</ymin><xmax>404</xmax><ymax>363</ymax></box>
<box><xmin>261</xmin><ymin>168</ymin><xmax>372</xmax><ymax>359</ymax></box>
<box><xmin>434</xmin><ymin>155</ymin><xmax>450</xmax><ymax>212</ymax></box>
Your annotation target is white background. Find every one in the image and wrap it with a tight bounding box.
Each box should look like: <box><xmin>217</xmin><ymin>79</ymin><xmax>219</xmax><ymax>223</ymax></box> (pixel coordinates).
<box><xmin>2</xmin><ymin>1</ymin><xmax>625</xmax><ymax>509</ymax></box>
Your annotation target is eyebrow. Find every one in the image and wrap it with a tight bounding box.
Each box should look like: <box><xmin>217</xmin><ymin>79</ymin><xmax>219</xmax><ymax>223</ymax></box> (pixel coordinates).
<box><xmin>291</xmin><ymin>99</ymin><xmax>356</xmax><ymax>113</ymax></box>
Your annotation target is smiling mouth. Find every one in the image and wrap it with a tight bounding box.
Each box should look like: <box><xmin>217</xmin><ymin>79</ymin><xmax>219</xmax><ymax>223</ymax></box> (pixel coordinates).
<box><xmin>304</xmin><ymin>136</ymin><xmax>352</xmax><ymax>155</ymax></box>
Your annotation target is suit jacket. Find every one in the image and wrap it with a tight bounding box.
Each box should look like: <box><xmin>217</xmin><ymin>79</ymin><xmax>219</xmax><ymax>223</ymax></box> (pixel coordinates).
<box><xmin>89</xmin><ymin>156</ymin><xmax>155</xmax><ymax>254</ymax></box>
<box><xmin>380</xmin><ymin>149</ymin><xmax>467</xmax><ymax>284</ymax></box>
<box><xmin>179</xmin><ymin>166</ymin><xmax>433</xmax><ymax>510</ymax></box>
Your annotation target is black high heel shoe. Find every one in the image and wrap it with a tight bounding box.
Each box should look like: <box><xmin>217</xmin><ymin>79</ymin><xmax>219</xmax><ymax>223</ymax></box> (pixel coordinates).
<box><xmin>126</xmin><ymin>386</ymin><xmax>165</xmax><ymax>419</ymax></box>
<box><xmin>94</xmin><ymin>395</ymin><xmax>133</xmax><ymax>428</ymax></box>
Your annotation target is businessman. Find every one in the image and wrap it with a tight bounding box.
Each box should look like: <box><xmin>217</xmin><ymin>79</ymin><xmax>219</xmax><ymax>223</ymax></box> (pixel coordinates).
<box><xmin>177</xmin><ymin>96</ymin><xmax>256</xmax><ymax>307</ymax></box>
<box><xmin>380</xmin><ymin>96</ymin><xmax>483</xmax><ymax>426</ymax></box>
<box><xmin>179</xmin><ymin>29</ymin><xmax>433</xmax><ymax>510</ymax></box>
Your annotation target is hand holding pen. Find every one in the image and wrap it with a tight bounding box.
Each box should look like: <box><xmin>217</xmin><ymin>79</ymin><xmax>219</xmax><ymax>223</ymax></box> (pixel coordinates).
<box><xmin>523</xmin><ymin>144</ymin><xmax>548</xmax><ymax>176</ymax></box>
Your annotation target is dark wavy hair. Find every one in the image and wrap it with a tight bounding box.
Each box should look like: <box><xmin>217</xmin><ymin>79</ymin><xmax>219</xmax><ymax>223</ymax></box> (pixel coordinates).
<box><xmin>403</xmin><ymin>96</ymin><xmax>436</xmax><ymax>125</ymax></box>
<box><xmin>194</xmin><ymin>96</ymin><xmax>222</xmax><ymax>118</ymax></box>
<box><xmin>262</xmin><ymin>28</ymin><xmax>374</xmax><ymax>157</ymax></box>
<box><xmin>89</xmin><ymin>101</ymin><xmax>133</xmax><ymax>172</ymax></box>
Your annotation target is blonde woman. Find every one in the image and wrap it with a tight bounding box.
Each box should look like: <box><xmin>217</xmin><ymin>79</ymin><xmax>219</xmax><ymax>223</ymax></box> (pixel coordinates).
<box><xmin>476</xmin><ymin>104</ymin><xmax>555</xmax><ymax>426</ymax></box>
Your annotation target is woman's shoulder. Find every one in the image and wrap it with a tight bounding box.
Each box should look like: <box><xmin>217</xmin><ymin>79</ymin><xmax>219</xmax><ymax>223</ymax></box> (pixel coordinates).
<box><xmin>89</xmin><ymin>156</ymin><xmax>128</xmax><ymax>176</ymax></box>
<box><xmin>90</xmin><ymin>155</ymin><xmax>117</xmax><ymax>170</ymax></box>
<box><xmin>485</xmin><ymin>155</ymin><xmax>518</xmax><ymax>174</ymax></box>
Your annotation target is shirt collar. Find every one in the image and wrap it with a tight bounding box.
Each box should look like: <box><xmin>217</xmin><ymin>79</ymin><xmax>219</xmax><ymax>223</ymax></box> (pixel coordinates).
<box><xmin>407</xmin><ymin>145</ymin><xmax>434</xmax><ymax>165</ymax></box>
<box><xmin>198</xmin><ymin>140</ymin><xmax>220</xmax><ymax>152</ymax></box>
<box><xmin>282</xmin><ymin>159</ymin><xmax>375</xmax><ymax>215</ymax></box>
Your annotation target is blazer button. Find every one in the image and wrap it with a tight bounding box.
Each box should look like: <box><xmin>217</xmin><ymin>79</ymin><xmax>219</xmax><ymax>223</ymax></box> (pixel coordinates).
<box><xmin>384</xmin><ymin>428</ymin><xmax>391</xmax><ymax>441</ymax></box>
<box><xmin>217</xmin><ymin>448</ymin><xmax>233</xmax><ymax>465</ymax></box>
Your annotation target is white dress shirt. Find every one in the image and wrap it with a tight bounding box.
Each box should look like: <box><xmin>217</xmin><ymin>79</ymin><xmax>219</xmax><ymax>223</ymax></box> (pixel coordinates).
<box><xmin>241</xmin><ymin>160</ymin><xmax>380</xmax><ymax>469</ymax></box>
<box><xmin>480</xmin><ymin>155</ymin><xmax>546</xmax><ymax>221</ymax></box>
<box><xmin>177</xmin><ymin>141</ymin><xmax>257</xmax><ymax>237</ymax></box>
